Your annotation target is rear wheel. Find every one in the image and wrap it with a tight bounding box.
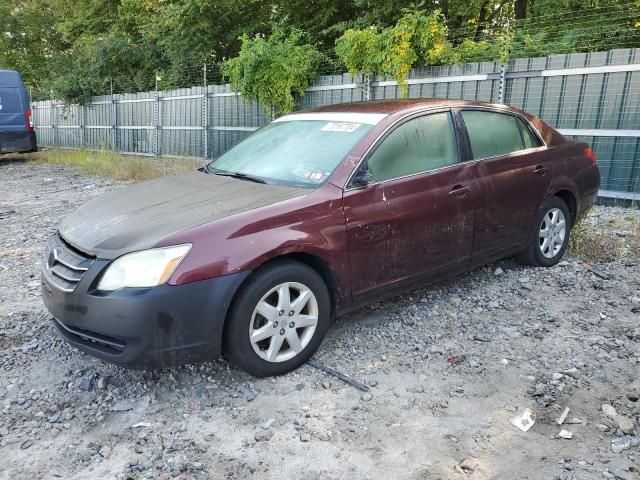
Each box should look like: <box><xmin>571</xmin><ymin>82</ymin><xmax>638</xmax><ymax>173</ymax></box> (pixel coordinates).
<box><xmin>519</xmin><ymin>196</ymin><xmax>571</xmax><ymax>267</ymax></box>
<box><xmin>223</xmin><ymin>260</ymin><xmax>331</xmax><ymax>376</ymax></box>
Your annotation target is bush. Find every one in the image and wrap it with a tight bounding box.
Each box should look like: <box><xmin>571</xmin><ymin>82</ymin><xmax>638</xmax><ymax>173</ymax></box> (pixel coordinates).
<box><xmin>222</xmin><ymin>31</ymin><xmax>322</xmax><ymax>117</ymax></box>
<box><xmin>335</xmin><ymin>10</ymin><xmax>453</xmax><ymax>96</ymax></box>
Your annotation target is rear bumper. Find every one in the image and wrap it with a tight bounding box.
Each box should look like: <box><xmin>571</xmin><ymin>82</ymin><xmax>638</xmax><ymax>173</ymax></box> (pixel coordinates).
<box><xmin>0</xmin><ymin>131</ymin><xmax>37</xmax><ymax>153</ymax></box>
<box><xmin>577</xmin><ymin>166</ymin><xmax>600</xmax><ymax>221</ymax></box>
<box><xmin>41</xmin><ymin>262</ymin><xmax>249</xmax><ymax>369</ymax></box>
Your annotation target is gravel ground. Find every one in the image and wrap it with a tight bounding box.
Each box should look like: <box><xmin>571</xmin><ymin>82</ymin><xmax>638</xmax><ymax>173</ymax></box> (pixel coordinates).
<box><xmin>1</xmin><ymin>158</ymin><xmax>639</xmax><ymax>480</ymax></box>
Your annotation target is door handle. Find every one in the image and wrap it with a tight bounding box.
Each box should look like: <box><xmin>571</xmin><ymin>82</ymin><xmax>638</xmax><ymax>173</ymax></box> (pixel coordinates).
<box><xmin>448</xmin><ymin>185</ymin><xmax>471</xmax><ymax>196</ymax></box>
<box><xmin>533</xmin><ymin>165</ymin><xmax>547</xmax><ymax>176</ymax></box>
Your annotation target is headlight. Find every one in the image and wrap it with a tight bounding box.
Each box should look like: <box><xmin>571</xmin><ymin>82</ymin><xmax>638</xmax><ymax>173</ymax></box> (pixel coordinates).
<box><xmin>97</xmin><ymin>244</ymin><xmax>191</xmax><ymax>291</ymax></box>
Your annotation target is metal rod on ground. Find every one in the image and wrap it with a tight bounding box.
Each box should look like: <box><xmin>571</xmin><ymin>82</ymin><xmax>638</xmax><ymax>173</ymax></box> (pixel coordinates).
<box><xmin>307</xmin><ymin>358</ymin><xmax>370</xmax><ymax>392</ymax></box>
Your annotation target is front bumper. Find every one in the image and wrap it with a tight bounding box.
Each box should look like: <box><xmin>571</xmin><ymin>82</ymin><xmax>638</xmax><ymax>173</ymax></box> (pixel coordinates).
<box><xmin>41</xmin><ymin>260</ymin><xmax>249</xmax><ymax>369</ymax></box>
<box><xmin>0</xmin><ymin>131</ymin><xmax>37</xmax><ymax>153</ymax></box>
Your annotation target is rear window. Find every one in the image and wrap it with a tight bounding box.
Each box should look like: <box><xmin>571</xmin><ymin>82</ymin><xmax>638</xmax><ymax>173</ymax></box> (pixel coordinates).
<box><xmin>462</xmin><ymin>110</ymin><xmax>538</xmax><ymax>160</ymax></box>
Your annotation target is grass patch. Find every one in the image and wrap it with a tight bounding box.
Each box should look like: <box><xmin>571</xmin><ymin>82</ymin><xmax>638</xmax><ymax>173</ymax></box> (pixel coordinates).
<box><xmin>569</xmin><ymin>207</ymin><xmax>640</xmax><ymax>262</ymax></box>
<box><xmin>23</xmin><ymin>148</ymin><xmax>202</xmax><ymax>182</ymax></box>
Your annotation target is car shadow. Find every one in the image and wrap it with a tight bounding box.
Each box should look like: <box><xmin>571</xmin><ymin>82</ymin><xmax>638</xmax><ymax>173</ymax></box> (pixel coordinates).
<box><xmin>336</xmin><ymin>256</ymin><xmax>527</xmax><ymax>330</ymax></box>
<box><xmin>0</xmin><ymin>153</ymin><xmax>35</xmax><ymax>166</ymax></box>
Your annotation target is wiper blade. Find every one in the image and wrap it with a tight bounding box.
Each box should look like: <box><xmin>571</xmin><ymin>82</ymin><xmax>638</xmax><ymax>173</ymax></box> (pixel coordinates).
<box><xmin>214</xmin><ymin>171</ymin><xmax>267</xmax><ymax>184</ymax></box>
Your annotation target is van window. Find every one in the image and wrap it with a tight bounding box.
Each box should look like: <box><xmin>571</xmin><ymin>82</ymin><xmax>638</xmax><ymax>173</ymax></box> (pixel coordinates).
<box><xmin>462</xmin><ymin>110</ymin><xmax>526</xmax><ymax>159</ymax></box>
<box><xmin>0</xmin><ymin>87</ymin><xmax>22</xmax><ymax>114</ymax></box>
<box><xmin>367</xmin><ymin>112</ymin><xmax>458</xmax><ymax>182</ymax></box>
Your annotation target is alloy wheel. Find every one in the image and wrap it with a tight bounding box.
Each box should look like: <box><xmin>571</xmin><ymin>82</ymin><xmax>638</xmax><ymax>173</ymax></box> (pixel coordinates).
<box><xmin>249</xmin><ymin>282</ymin><xmax>319</xmax><ymax>363</ymax></box>
<box><xmin>539</xmin><ymin>207</ymin><xmax>566</xmax><ymax>259</ymax></box>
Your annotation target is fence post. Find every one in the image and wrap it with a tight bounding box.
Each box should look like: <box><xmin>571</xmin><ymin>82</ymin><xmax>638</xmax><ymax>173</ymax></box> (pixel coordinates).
<box><xmin>202</xmin><ymin>63</ymin><xmax>208</xmax><ymax>160</ymax></box>
<box><xmin>79</xmin><ymin>104</ymin><xmax>85</xmax><ymax>148</ymax></box>
<box><xmin>498</xmin><ymin>18</ymin><xmax>511</xmax><ymax>104</ymax></box>
<box><xmin>154</xmin><ymin>75</ymin><xmax>160</xmax><ymax>157</ymax></box>
<box><xmin>498</xmin><ymin>63</ymin><xmax>506</xmax><ymax>104</ymax></box>
<box><xmin>364</xmin><ymin>74</ymin><xmax>372</xmax><ymax>101</ymax></box>
<box><xmin>51</xmin><ymin>102</ymin><xmax>57</xmax><ymax>146</ymax></box>
<box><xmin>110</xmin><ymin>79</ymin><xmax>117</xmax><ymax>150</ymax></box>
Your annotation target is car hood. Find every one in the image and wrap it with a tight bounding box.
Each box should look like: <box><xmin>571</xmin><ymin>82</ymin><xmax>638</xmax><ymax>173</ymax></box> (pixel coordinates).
<box><xmin>58</xmin><ymin>170</ymin><xmax>307</xmax><ymax>257</ymax></box>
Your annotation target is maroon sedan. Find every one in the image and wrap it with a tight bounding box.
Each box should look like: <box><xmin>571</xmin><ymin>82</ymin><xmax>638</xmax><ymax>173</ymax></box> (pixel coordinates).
<box><xmin>41</xmin><ymin>99</ymin><xmax>600</xmax><ymax>376</ymax></box>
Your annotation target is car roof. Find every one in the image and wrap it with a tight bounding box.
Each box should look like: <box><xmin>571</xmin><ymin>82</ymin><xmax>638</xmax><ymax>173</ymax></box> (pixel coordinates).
<box><xmin>0</xmin><ymin>70</ymin><xmax>23</xmax><ymax>86</ymax></box>
<box><xmin>306</xmin><ymin>98</ymin><xmax>510</xmax><ymax>115</ymax></box>
<box><xmin>303</xmin><ymin>98</ymin><xmax>564</xmax><ymax>145</ymax></box>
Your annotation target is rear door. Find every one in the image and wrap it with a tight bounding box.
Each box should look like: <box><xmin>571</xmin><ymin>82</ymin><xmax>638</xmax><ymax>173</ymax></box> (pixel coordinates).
<box><xmin>458</xmin><ymin>108</ymin><xmax>552</xmax><ymax>262</ymax></box>
<box><xmin>343</xmin><ymin>110</ymin><xmax>477</xmax><ymax>298</ymax></box>
<box><xmin>0</xmin><ymin>72</ymin><xmax>26</xmax><ymax>133</ymax></box>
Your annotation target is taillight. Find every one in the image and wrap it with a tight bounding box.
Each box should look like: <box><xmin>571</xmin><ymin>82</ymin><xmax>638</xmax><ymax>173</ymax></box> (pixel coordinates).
<box><xmin>26</xmin><ymin>108</ymin><xmax>34</xmax><ymax>132</ymax></box>
<box><xmin>584</xmin><ymin>147</ymin><xmax>597</xmax><ymax>166</ymax></box>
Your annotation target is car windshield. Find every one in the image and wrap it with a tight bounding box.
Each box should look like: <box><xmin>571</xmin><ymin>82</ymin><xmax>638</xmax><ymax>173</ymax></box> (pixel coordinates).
<box><xmin>206</xmin><ymin>115</ymin><xmax>378</xmax><ymax>188</ymax></box>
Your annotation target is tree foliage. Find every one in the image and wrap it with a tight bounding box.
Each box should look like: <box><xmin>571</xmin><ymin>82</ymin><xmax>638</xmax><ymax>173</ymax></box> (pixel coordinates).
<box><xmin>0</xmin><ymin>0</ymin><xmax>638</xmax><ymax>104</ymax></box>
<box><xmin>222</xmin><ymin>31</ymin><xmax>322</xmax><ymax>116</ymax></box>
<box><xmin>336</xmin><ymin>10</ymin><xmax>499</xmax><ymax>95</ymax></box>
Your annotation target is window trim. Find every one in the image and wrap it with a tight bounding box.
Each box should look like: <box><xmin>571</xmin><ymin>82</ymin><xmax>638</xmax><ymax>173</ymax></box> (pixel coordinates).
<box><xmin>456</xmin><ymin>106</ymin><xmax>547</xmax><ymax>163</ymax></box>
<box><xmin>345</xmin><ymin>108</ymin><xmax>462</xmax><ymax>190</ymax></box>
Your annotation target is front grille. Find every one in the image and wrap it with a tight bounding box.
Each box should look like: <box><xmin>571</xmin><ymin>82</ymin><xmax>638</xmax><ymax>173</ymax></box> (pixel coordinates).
<box><xmin>43</xmin><ymin>233</ymin><xmax>95</xmax><ymax>292</ymax></box>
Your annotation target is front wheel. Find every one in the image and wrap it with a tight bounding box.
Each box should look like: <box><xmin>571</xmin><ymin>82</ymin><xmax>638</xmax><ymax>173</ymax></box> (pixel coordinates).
<box><xmin>223</xmin><ymin>260</ymin><xmax>331</xmax><ymax>377</ymax></box>
<box><xmin>519</xmin><ymin>196</ymin><xmax>572</xmax><ymax>267</ymax></box>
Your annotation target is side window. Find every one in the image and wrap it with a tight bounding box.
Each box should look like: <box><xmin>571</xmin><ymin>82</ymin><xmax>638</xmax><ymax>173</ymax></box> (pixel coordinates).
<box><xmin>461</xmin><ymin>110</ymin><xmax>526</xmax><ymax>159</ymax></box>
<box><xmin>517</xmin><ymin>117</ymin><xmax>543</xmax><ymax>149</ymax></box>
<box><xmin>366</xmin><ymin>112</ymin><xmax>458</xmax><ymax>182</ymax></box>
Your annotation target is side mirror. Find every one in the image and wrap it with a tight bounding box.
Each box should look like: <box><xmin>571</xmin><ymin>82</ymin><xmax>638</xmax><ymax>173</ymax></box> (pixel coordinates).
<box><xmin>351</xmin><ymin>169</ymin><xmax>374</xmax><ymax>188</ymax></box>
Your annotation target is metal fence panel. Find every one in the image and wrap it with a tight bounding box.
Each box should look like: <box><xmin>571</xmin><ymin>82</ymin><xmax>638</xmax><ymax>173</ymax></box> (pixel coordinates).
<box><xmin>32</xmin><ymin>48</ymin><xmax>640</xmax><ymax>196</ymax></box>
<box><xmin>502</xmin><ymin>48</ymin><xmax>640</xmax><ymax>195</ymax></box>
<box><xmin>300</xmin><ymin>74</ymin><xmax>365</xmax><ymax>108</ymax></box>
<box><xmin>84</xmin><ymin>103</ymin><xmax>111</xmax><ymax>127</ymax></box>
<box><xmin>85</xmin><ymin>128</ymin><xmax>111</xmax><ymax>149</ymax></box>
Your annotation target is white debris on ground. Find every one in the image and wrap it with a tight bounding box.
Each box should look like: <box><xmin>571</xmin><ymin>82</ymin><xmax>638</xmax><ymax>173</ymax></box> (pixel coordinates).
<box><xmin>1</xmin><ymin>159</ymin><xmax>639</xmax><ymax>479</ymax></box>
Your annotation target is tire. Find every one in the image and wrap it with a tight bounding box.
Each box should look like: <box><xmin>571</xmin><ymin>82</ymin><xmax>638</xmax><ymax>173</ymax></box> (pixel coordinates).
<box><xmin>519</xmin><ymin>196</ymin><xmax>572</xmax><ymax>267</ymax></box>
<box><xmin>223</xmin><ymin>259</ymin><xmax>331</xmax><ymax>377</ymax></box>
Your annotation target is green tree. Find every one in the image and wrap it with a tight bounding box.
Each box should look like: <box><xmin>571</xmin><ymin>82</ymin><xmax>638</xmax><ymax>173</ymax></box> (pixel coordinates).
<box><xmin>0</xmin><ymin>0</ymin><xmax>68</xmax><ymax>98</ymax></box>
<box><xmin>2</xmin><ymin>0</ymin><xmax>639</xmax><ymax>103</ymax></box>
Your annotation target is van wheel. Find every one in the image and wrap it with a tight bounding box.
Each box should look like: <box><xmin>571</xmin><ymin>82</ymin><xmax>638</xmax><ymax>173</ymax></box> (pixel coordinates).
<box><xmin>223</xmin><ymin>260</ymin><xmax>331</xmax><ymax>377</ymax></box>
<box><xmin>519</xmin><ymin>196</ymin><xmax>571</xmax><ymax>267</ymax></box>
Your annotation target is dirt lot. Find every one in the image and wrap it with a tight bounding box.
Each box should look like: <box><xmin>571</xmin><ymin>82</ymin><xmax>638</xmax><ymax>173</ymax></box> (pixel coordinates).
<box><xmin>1</xmin><ymin>158</ymin><xmax>639</xmax><ymax>480</ymax></box>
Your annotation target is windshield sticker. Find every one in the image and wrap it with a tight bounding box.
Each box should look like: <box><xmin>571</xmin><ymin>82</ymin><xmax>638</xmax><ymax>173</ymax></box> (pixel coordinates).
<box><xmin>292</xmin><ymin>166</ymin><xmax>329</xmax><ymax>183</ymax></box>
<box><xmin>321</xmin><ymin>122</ymin><xmax>362</xmax><ymax>133</ymax></box>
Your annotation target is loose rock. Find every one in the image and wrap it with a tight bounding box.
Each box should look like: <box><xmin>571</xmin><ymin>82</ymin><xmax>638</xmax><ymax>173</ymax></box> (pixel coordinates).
<box><xmin>254</xmin><ymin>429</ymin><xmax>274</xmax><ymax>442</ymax></box>
<box><xmin>614</xmin><ymin>416</ymin><xmax>635</xmax><ymax>435</ymax></box>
